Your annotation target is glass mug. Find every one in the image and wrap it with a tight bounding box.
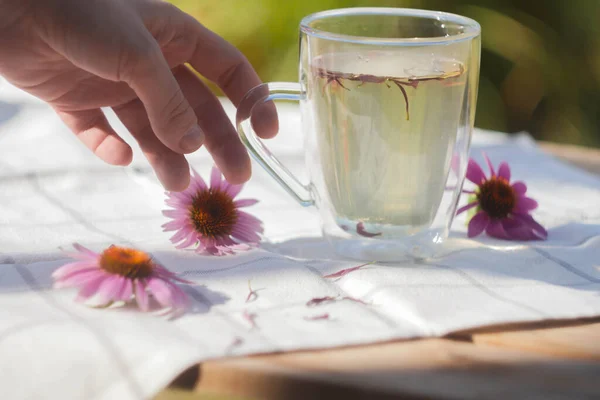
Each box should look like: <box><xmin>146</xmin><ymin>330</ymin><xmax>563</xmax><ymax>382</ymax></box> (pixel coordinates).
<box><xmin>237</xmin><ymin>8</ymin><xmax>481</xmax><ymax>261</ymax></box>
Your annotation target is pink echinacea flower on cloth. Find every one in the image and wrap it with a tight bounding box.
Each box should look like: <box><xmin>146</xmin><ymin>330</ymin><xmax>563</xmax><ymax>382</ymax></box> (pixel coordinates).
<box><xmin>457</xmin><ymin>154</ymin><xmax>547</xmax><ymax>241</ymax></box>
<box><xmin>162</xmin><ymin>166</ymin><xmax>264</xmax><ymax>255</ymax></box>
<box><xmin>53</xmin><ymin>244</ymin><xmax>190</xmax><ymax>316</ymax></box>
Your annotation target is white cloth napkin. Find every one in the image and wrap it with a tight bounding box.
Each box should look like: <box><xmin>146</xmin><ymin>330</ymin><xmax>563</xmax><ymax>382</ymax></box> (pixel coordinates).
<box><xmin>1</xmin><ymin>79</ymin><xmax>600</xmax><ymax>400</ymax></box>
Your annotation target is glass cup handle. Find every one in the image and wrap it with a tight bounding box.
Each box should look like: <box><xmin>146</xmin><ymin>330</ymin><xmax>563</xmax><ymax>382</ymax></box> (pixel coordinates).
<box><xmin>236</xmin><ymin>82</ymin><xmax>314</xmax><ymax>207</ymax></box>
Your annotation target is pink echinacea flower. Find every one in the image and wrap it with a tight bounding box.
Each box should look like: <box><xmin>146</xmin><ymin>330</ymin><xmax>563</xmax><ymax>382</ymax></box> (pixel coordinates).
<box><xmin>53</xmin><ymin>244</ymin><xmax>190</xmax><ymax>315</ymax></box>
<box><xmin>457</xmin><ymin>154</ymin><xmax>547</xmax><ymax>241</ymax></box>
<box><xmin>162</xmin><ymin>167</ymin><xmax>264</xmax><ymax>256</ymax></box>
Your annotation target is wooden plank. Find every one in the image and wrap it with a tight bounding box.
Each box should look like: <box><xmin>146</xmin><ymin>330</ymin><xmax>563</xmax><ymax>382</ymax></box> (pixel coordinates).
<box><xmin>472</xmin><ymin>322</ymin><xmax>600</xmax><ymax>361</ymax></box>
<box><xmin>539</xmin><ymin>141</ymin><xmax>600</xmax><ymax>175</ymax></box>
<box><xmin>192</xmin><ymin>338</ymin><xmax>600</xmax><ymax>400</ymax></box>
<box><xmin>155</xmin><ymin>390</ymin><xmax>248</xmax><ymax>400</ymax></box>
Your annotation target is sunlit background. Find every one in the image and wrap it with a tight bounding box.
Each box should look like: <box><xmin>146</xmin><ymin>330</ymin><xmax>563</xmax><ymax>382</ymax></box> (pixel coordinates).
<box><xmin>170</xmin><ymin>0</ymin><xmax>600</xmax><ymax>148</ymax></box>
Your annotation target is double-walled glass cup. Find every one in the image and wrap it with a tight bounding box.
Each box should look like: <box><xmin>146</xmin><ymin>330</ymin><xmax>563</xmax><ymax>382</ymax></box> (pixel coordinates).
<box><xmin>237</xmin><ymin>8</ymin><xmax>481</xmax><ymax>261</ymax></box>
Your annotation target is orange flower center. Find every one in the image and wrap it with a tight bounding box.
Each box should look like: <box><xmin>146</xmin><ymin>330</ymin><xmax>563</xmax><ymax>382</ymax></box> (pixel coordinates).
<box><xmin>477</xmin><ymin>177</ymin><xmax>516</xmax><ymax>219</ymax></box>
<box><xmin>190</xmin><ymin>189</ymin><xmax>238</xmax><ymax>238</ymax></box>
<box><xmin>99</xmin><ymin>246</ymin><xmax>154</xmax><ymax>279</ymax></box>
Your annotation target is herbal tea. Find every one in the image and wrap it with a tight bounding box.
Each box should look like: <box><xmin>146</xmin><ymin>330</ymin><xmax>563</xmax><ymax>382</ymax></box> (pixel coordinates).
<box><xmin>308</xmin><ymin>52</ymin><xmax>467</xmax><ymax>236</ymax></box>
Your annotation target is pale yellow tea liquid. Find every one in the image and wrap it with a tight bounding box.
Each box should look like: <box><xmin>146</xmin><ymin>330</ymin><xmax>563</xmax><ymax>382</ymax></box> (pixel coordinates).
<box><xmin>309</xmin><ymin>52</ymin><xmax>466</xmax><ymax>235</ymax></box>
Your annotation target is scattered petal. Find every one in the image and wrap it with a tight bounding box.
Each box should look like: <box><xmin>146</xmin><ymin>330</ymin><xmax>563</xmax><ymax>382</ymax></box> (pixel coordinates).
<box><xmin>323</xmin><ymin>261</ymin><xmax>375</xmax><ymax>279</ymax></box>
<box><xmin>246</xmin><ymin>280</ymin><xmax>261</xmax><ymax>303</ymax></box>
<box><xmin>225</xmin><ymin>336</ymin><xmax>244</xmax><ymax>354</ymax></box>
<box><xmin>342</xmin><ymin>296</ymin><xmax>371</xmax><ymax>305</ymax></box>
<box><xmin>242</xmin><ymin>310</ymin><xmax>258</xmax><ymax>330</ymax></box>
<box><xmin>306</xmin><ymin>296</ymin><xmax>338</xmax><ymax>307</ymax></box>
<box><xmin>356</xmin><ymin>222</ymin><xmax>382</xmax><ymax>238</ymax></box>
<box><xmin>304</xmin><ymin>313</ymin><xmax>330</xmax><ymax>321</ymax></box>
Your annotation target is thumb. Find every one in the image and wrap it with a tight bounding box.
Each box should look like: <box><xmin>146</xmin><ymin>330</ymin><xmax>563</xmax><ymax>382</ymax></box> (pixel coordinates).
<box><xmin>121</xmin><ymin>44</ymin><xmax>204</xmax><ymax>154</ymax></box>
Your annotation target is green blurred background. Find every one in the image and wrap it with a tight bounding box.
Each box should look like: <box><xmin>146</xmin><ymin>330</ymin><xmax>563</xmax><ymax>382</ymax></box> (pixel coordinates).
<box><xmin>170</xmin><ymin>0</ymin><xmax>600</xmax><ymax>148</ymax></box>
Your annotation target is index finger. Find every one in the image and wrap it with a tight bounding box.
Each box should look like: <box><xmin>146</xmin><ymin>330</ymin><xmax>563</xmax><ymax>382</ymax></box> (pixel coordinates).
<box><xmin>184</xmin><ymin>19</ymin><xmax>278</xmax><ymax>139</ymax></box>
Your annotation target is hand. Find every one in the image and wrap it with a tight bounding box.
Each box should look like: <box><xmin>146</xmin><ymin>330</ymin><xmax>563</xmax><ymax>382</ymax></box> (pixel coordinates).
<box><xmin>0</xmin><ymin>0</ymin><xmax>277</xmax><ymax>190</ymax></box>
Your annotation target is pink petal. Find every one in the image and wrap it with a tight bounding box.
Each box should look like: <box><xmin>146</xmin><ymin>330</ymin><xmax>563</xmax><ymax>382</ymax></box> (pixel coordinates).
<box><xmin>482</xmin><ymin>152</ymin><xmax>496</xmax><ymax>176</ymax></box>
<box><xmin>165</xmin><ymin>198</ymin><xmax>186</xmax><ymax>208</ymax></box>
<box><xmin>233</xmin><ymin>219</ymin><xmax>262</xmax><ymax>233</ymax></box>
<box><xmin>514</xmin><ymin>196</ymin><xmax>538</xmax><ymax>214</ymax></box>
<box><xmin>513</xmin><ymin>214</ymin><xmax>548</xmax><ymax>240</ymax></box>
<box><xmin>217</xmin><ymin>246</ymin><xmax>236</xmax><ymax>255</ymax></box>
<box><xmin>236</xmin><ymin>219</ymin><xmax>264</xmax><ymax>234</ymax></box>
<box><xmin>135</xmin><ymin>280</ymin><xmax>150</xmax><ymax>311</ymax></box>
<box><xmin>210</xmin><ymin>167</ymin><xmax>222</xmax><ymax>191</ymax></box>
<box><xmin>225</xmin><ymin>183</ymin><xmax>244</xmax><ymax>198</ymax></box>
<box><xmin>170</xmin><ymin>193</ymin><xmax>193</xmax><ymax>208</ymax></box>
<box><xmin>466</xmin><ymin>159</ymin><xmax>486</xmax><ymax>184</ymax></box>
<box><xmin>237</xmin><ymin>211</ymin><xmax>263</xmax><ymax>227</ymax></box>
<box><xmin>155</xmin><ymin>267</ymin><xmax>192</xmax><ymax>284</ymax></box>
<box><xmin>199</xmin><ymin>236</ymin><xmax>216</xmax><ymax>249</ymax></box>
<box><xmin>166</xmin><ymin>282</ymin><xmax>189</xmax><ymax>311</ymax></box>
<box><xmin>174</xmin><ymin>233</ymin><xmax>198</xmax><ymax>249</ymax></box>
<box><xmin>119</xmin><ymin>279</ymin><xmax>133</xmax><ymax>302</ymax></box>
<box><xmin>501</xmin><ymin>218</ymin><xmax>538</xmax><ymax>241</ymax></box>
<box><xmin>467</xmin><ymin>212</ymin><xmax>489</xmax><ymax>237</ymax></box>
<box><xmin>234</xmin><ymin>198</ymin><xmax>259</xmax><ymax>208</ymax></box>
<box><xmin>162</xmin><ymin>209</ymin><xmax>188</xmax><ymax>218</ymax></box>
<box><xmin>456</xmin><ymin>201</ymin><xmax>479</xmax><ymax>215</ymax></box>
<box><xmin>231</xmin><ymin>229</ymin><xmax>261</xmax><ymax>244</ymax></box>
<box><xmin>190</xmin><ymin>168</ymin><xmax>208</xmax><ymax>191</ymax></box>
<box><xmin>168</xmin><ymin>190</ymin><xmax>189</xmax><ymax>200</ymax></box>
<box><xmin>52</xmin><ymin>261</ymin><xmax>99</xmax><ymax>279</ymax></box>
<box><xmin>214</xmin><ymin>236</ymin><xmax>237</xmax><ymax>247</ymax></box>
<box><xmin>356</xmin><ymin>222</ymin><xmax>382</xmax><ymax>238</ymax></box>
<box><xmin>169</xmin><ymin>226</ymin><xmax>194</xmax><ymax>243</ymax></box>
<box><xmin>146</xmin><ymin>277</ymin><xmax>174</xmax><ymax>308</ymax></box>
<box><xmin>162</xmin><ymin>220</ymin><xmax>187</xmax><ymax>231</ymax></box>
<box><xmin>55</xmin><ymin>268</ymin><xmax>106</xmax><ymax>288</ymax></box>
<box><xmin>497</xmin><ymin>162</ymin><xmax>511</xmax><ymax>181</ymax></box>
<box><xmin>511</xmin><ymin>181</ymin><xmax>527</xmax><ymax>195</ymax></box>
<box><xmin>95</xmin><ymin>275</ymin><xmax>124</xmax><ymax>303</ymax></box>
<box><xmin>75</xmin><ymin>275</ymin><xmax>107</xmax><ymax>302</ymax></box>
<box><xmin>231</xmin><ymin>223</ymin><xmax>262</xmax><ymax>239</ymax></box>
<box><xmin>485</xmin><ymin>220</ymin><xmax>510</xmax><ymax>240</ymax></box>
<box><xmin>72</xmin><ymin>243</ymin><xmax>99</xmax><ymax>258</ymax></box>
<box><xmin>203</xmin><ymin>246</ymin><xmax>224</xmax><ymax>256</ymax></box>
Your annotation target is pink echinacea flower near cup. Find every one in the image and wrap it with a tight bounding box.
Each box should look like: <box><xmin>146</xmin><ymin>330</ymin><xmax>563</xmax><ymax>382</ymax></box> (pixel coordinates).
<box><xmin>162</xmin><ymin>167</ymin><xmax>264</xmax><ymax>256</ymax></box>
<box><xmin>457</xmin><ymin>154</ymin><xmax>547</xmax><ymax>241</ymax></box>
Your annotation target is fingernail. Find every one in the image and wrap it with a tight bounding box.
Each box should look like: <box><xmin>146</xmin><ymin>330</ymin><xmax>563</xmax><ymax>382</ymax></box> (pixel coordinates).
<box><xmin>179</xmin><ymin>125</ymin><xmax>204</xmax><ymax>153</ymax></box>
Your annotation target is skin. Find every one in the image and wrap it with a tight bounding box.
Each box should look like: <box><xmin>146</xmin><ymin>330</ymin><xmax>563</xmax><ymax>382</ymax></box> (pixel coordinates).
<box><xmin>0</xmin><ymin>0</ymin><xmax>277</xmax><ymax>191</ymax></box>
